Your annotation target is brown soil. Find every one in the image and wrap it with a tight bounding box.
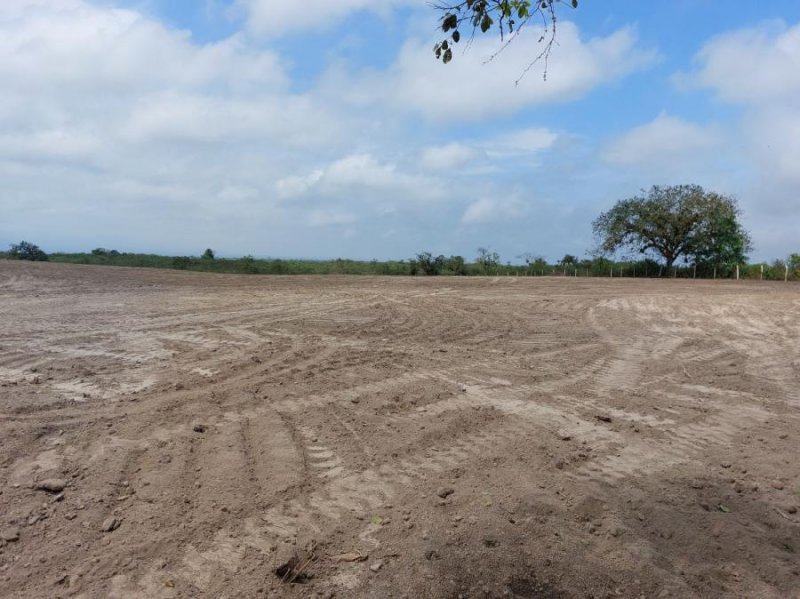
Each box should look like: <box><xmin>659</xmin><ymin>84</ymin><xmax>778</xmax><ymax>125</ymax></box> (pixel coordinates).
<box><xmin>1</xmin><ymin>261</ymin><xmax>799</xmax><ymax>599</ymax></box>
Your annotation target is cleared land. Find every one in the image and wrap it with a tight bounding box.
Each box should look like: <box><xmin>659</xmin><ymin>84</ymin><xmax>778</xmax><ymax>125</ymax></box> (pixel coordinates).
<box><xmin>1</xmin><ymin>261</ymin><xmax>799</xmax><ymax>599</ymax></box>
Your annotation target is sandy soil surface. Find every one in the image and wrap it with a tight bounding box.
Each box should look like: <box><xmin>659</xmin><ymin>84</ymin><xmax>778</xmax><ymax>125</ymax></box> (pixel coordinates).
<box><xmin>1</xmin><ymin>261</ymin><xmax>799</xmax><ymax>599</ymax></box>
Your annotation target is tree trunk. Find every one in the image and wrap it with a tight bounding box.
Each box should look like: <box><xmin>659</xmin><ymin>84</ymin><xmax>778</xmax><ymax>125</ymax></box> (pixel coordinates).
<box><xmin>662</xmin><ymin>255</ymin><xmax>675</xmax><ymax>277</ymax></box>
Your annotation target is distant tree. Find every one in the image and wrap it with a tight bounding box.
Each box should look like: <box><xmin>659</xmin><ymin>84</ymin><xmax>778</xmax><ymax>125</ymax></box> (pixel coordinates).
<box><xmin>593</xmin><ymin>185</ymin><xmax>752</xmax><ymax>271</ymax></box>
<box><xmin>445</xmin><ymin>255</ymin><xmax>467</xmax><ymax>276</ymax></box>
<box><xmin>172</xmin><ymin>256</ymin><xmax>191</xmax><ymax>270</ymax></box>
<box><xmin>432</xmin><ymin>0</ymin><xmax>578</xmax><ymax>75</ymax></box>
<box><xmin>91</xmin><ymin>248</ymin><xmax>108</xmax><ymax>256</ymax></box>
<box><xmin>239</xmin><ymin>255</ymin><xmax>259</xmax><ymax>274</ymax></box>
<box><xmin>202</xmin><ymin>248</ymin><xmax>215</xmax><ymax>260</ymax></box>
<box><xmin>476</xmin><ymin>247</ymin><xmax>501</xmax><ymax>273</ymax></box>
<box><xmin>9</xmin><ymin>241</ymin><xmax>48</xmax><ymax>261</ymax></box>
<box><xmin>789</xmin><ymin>253</ymin><xmax>800</xmax><ymax>278</ymax></box>
<box><xmin>413</xmin><ymin>252</ymin><xmax>446</xmax><ymax>276</ymax></box>
<box><xmin>531</xmin><ymin>256</ymin><xmax>549</xmax><ymax>274</ymax></box>
<box><xmin>518</xmin><ymin>253</ymin><xmax>548</xmax><ymax>274</ymax></box>
<box><xmin>559</xmin><ymin>254</ymin><xmax>577</xmax><ymax>266</ymax></box>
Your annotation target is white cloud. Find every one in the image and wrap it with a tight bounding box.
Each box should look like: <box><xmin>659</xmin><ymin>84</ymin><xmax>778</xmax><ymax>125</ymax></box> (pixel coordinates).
<box><xmin>235</xmin><ymin>0</ymin><xmax>422</xmax><ymax>37</ymax></box>
<box><xmin>679</xmin><ymin>20</ymin><xmax>800</xmax><ymax>106</ymax></box>
<box><xmin>419</xmin><ymin>127</ymin><xmax>558</xmax><ymax>173</ymax></box>
<box><xmin>275</xmin><ymin>153</ymin><xmax>447</xmax><ymax>203</ymax></box>
<box><xmin>362</xmin><ymin>22</ymin><xmax>658</xmax><ymax>122</ymax></box>
<box><xmin>484</xmin><ymin>127</ymin><xmax>560</xmax><ymax>158</ymax></box>
<box><xmin>420</xmin><ymin>143</ymin><xmax>478</xmax><ymax>171</ymax></box>
<box><xmin>744</xmin><ymin>107</ymin><xmax>800</xmax><ymax>185</ymax></box>
<box><xmin>308</xmin><ymin>209</ymin><xmax>357</xmax><ymax>227</ymax></box>
<box><xmin>603</xmin><ymin>113</ymin><xmax>721</xmax><ymax>167</ymax></box>
<box><xmin>119</xmin><ymin>93</ymin><xmax>342</xmax><ymax>147</ymax></box>
<box><xmin>676</xmin><ymin>19</ymin><xmax>800</xmax><ymax>260</ymax></box>
<box><xmin>462</xmin><ymin>196</ymin><xmax>526</xmax><ymax>225</ymax></box>
<box><xmin>0</xmin><ymin>4</ymin><xmax>287</xmax><ymax>97</ymax></box>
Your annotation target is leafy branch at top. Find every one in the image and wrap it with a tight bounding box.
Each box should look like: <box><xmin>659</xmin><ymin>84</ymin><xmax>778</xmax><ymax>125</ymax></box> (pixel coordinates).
<box><xmin>432</xmin><ymin>0</ymin><xmax>578</xmax><ymax>81</ymax></box>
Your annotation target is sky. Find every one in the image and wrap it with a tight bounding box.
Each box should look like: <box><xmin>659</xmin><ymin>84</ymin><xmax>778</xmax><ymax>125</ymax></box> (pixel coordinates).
<box><xmin>1</xmin><ymin>0</ymin><xmax>799</xmax><ymax>262</ymax></box>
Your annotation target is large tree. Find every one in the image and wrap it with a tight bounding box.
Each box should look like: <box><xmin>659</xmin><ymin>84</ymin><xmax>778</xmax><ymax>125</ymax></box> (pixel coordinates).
<box><xmin>432</xmin><ymin>0</ymin><xmax>578</xmax><ymax>71</ymax></box>
<box><xmin>592</xmin><ymin>185</ymin><xmax>752</xmax><ymax>270</ymax></box>
<box><xmin>8</xmin><ymin>241</ymin><xmax>48</xmax><ymax>262</ymax></box>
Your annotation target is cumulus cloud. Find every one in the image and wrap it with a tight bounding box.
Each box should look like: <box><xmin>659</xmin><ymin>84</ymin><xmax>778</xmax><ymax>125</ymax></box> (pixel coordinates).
<box><xmin>462</xmin><ymin>196</ymin><xmax>526</xmax><ymax>225</ymax></box>
<box><xmin>603</xmin><ymin>113</ymin><xmax>721</xmax><ymax>167</ymax></box>
<box><xmin>276</xmin><ymin>154</ymin><xmax>447</xmax><ymax>204</ymax></box>
<box><xmin>420</xmin><ymin>143</ymin><xmax>479</xmax><ymax>171</ymax></box>
<box><xmin>678</xmin><ymin>20</ymin><xmax>800</xmax><ymax>106</ymax></box>
<box><xmin>308</xmin><ymin>209</ymin><xmax>357</xmax><ymax>228</ymax></box>
<box><xmin>235</xmin><ymin>0</ymin><xmax>422</xmax><ymax>37</ymax></box>
<box><xmin>419</xmin><ymin>127</ymin><xmax>558</xmax><ymax>174</ymax></box>
<box><xmin>359</xmin><ymin>22</ymin><xmax>658</xmax><ymax>122</ymax></box>
<box><xmin>678</xmin><ymin>20</ymin><xmax>800</xmax><ymax>259</ymax></box>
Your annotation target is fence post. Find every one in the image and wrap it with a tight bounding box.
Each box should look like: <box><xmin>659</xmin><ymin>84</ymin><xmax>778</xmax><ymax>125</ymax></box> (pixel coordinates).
<box><xmin>760</xmin><ymin>264</ymin><xmax>764</xmax><ymax>281</ymax></box>
<box><xmin>713</xmin><ymin>265</ymin><xmax>717</xmax><ymax>280</ymax></box>
<box><xmin>736</xmin><ymin>264</ymin><xmax>740</xmax><ymax>281</ymax></box>
<box><xmin>786</xmin><ymin>264</ymin><xmax>789</xmax><ymax>282</ymax></box>
<box><xmin>693</xmin><ymin>264</ymin><xmax>696</xmax><ymax>279</ymax></box>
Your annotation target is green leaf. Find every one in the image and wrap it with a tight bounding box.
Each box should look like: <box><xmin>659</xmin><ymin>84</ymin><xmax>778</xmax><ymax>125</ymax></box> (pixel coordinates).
<box><xmin>718</xmin><ymin>504</ymin><xmax>731</xmax><ymax>513</ymax></box>
<box><xmin>370</xmin><ymin>515</ymin><xmax>384</xmax><ymax>525</ymax></box>
<box><xmin>442</xmin><ymin>13</ymin><xmax>458</xmax><ymax>32</ymax></box>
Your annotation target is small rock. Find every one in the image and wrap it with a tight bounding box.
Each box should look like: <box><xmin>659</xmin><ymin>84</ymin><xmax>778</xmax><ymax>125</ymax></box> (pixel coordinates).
<box><xmin>1</xmin><ymin>528</ymin><xmax>20</xmax><ymax>542</ymax></box>
<box><xmin>370</xmin><ymin>560</ymin><xmax>383</xmax><ymax>573</ymax></box>
<box><xmin>102</xmin><ymin>517</ymin><xmax>121</xmax><ymax>532</ymax></box>
<box><xmin>557</xmin><ymin>432</ymin><xmax>572</xmax><ymax>441</ymax></box>
<box><xmin>595</xmin><ymin>415</ymin><xmax>612</xmax><ymax>423</ymax></box>
<box><xmin>437</xmin><ymin>487</ymin><xmax>455</xmax><ymax>499</ymax></box>
<box><xmin>192</xmin><ymin>424</ymin><xmax>207</xmax><ymax>434</ymax></box>
<box><xmin>36</xmin><ymin>479</ymin><xmax>67</xmax><ymax>493</ymax></box>
<box><xmin>771</xmin><ymin>481</ymin><xmax>786</xmax><ymax>490</ymax></box>
<box><xmin>350</xmin><ymin>397</ymin><xmax>361</xmax><ymax>404</ymax></box>
<box><xmin>788</xmin><ymin>506</ymin><xmax>798</xmax><ymax>514</ymax></box>
<box><xmin>721</xmin><ymin>462</ymin><xmax>732</xmax><ymax>469</ymax></box>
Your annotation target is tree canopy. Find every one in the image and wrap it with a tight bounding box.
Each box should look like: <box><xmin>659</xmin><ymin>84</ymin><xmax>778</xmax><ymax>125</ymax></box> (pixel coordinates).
<box><xmin>9</xmin><ymin>241</ymin><xmax>48</xmax><ymax>262</ymax></box>
<box><xmin>433</xmin><ymin>0</ymin><xmax>578</xmax><ymax>72</ymax></box>
<box><xmin>592</xmin><ymin>185</ymin><xmax>752</xmax><ymax>270</ymax></box>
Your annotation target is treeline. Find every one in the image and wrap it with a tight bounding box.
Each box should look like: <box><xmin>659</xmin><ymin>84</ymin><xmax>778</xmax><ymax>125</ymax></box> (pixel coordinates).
<box><xmin>2</xmin><ymin>244</ymin><xmax>799</xmax><ymax>281</ymax></box>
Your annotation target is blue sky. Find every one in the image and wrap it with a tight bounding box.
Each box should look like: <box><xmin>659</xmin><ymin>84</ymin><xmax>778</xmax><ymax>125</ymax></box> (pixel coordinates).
<box><xmin>1</xmin><ymin>0</ymin><xmax>799</xmax><ymax>262</ymax></box>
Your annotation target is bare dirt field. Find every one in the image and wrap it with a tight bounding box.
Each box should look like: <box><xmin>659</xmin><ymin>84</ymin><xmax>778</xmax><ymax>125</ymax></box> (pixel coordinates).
<box><xmin>1</xmin><ymin>261</ymin><xmax>799</xmax><ymax>599</ymax></box>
